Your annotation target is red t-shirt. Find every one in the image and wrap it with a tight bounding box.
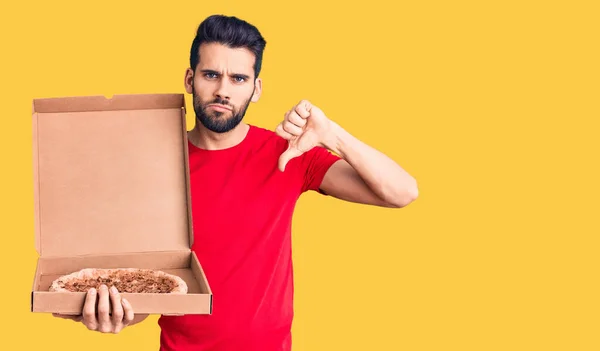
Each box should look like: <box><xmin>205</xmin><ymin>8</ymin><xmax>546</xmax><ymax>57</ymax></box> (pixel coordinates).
<box><xmin>157</xmin><ymin>125</ymin><xmax>341</xmax><ymax>351</ymax></box>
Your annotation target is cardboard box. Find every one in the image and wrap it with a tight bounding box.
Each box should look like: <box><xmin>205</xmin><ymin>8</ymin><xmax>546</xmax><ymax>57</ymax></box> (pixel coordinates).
<box><xmin>30</xmin><ymin>93</ymin><xmax>213</xmax><ymax>315</ymax></box>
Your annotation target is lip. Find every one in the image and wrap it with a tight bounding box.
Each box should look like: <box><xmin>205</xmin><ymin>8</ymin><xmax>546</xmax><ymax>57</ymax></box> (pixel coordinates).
<box><xmin>208</xmin><ymin>104</ymin><xmax>232</xmax><ymax>112</ymax></box>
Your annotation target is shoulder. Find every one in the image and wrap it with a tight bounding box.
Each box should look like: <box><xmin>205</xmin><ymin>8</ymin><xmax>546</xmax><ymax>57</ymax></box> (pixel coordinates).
<box><xmin>244</xmin><ymin>124</ymin><xmax>341</xmax><ymax>193</ymax></box>
<box><xmin>247</xmin><ymin>124</ymin><xmax>339</xmax><ymax>160</ymax></box>
<box><xmin>248</xmin><ymin>124</ymin><xmax>281</xmax><ymax>142</ymax></box>
<box><xmin>246</xmin><ymin>124</ymin><xmax>288</xmax><ymax>153</ymax></box>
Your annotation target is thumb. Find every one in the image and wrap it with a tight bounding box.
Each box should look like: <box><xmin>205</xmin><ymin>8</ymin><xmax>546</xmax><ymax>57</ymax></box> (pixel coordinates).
<box><xmin>278</xmin><ymin>145</ymin><xmax>304</xmax><ymax>172</ymax></box>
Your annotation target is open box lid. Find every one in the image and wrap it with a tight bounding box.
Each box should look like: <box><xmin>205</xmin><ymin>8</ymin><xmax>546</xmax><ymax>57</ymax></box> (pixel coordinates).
<box><xmin>31</xmin><ymin>94</ymin><xmax>194</xmax><ymax>257</ymax></box>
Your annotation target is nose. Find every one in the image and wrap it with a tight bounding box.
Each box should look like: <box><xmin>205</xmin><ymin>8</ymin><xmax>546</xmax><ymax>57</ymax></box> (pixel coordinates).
<box><xmin>214</xmin><ymin>79</ymin><xmax>231</xmax><ymax>101</ymax></box>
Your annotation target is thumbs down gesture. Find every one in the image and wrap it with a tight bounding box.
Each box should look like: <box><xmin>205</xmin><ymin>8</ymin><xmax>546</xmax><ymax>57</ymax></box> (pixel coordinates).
<box><xmin>275</xmin><ymin>100</ymin><xmax>334</xmax><ymax>172</ymax></box>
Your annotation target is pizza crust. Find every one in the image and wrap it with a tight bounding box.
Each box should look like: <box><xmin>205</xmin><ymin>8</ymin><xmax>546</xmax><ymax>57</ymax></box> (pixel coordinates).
<box><xmin>49</xmin><ymin>268</ymin><xmax>188</xmax><ymax>294</ymax></box>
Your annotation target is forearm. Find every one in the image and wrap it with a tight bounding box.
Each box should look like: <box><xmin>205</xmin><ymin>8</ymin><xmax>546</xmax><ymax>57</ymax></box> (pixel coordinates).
<box><xmin>324</xmin><ymin>122</ymin><xmax>418</xmax><ymax>207</ymax></box>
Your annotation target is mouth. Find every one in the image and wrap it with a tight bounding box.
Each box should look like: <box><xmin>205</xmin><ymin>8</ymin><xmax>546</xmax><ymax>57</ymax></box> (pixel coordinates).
<box><xmin>207</xmin><ymin>104</ymin><xmax>232</xmax><ymax>112</ymax></box>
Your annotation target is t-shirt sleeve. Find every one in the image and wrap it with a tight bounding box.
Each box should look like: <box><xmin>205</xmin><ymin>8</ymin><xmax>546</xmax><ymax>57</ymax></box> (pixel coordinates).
<box><xmin>299</xmin><ymin>146</ymin><xmax>342</xmax><ymax>194</ymax></box>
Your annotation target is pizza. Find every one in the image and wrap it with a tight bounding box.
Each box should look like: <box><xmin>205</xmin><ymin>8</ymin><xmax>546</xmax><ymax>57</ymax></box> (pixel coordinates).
<box><xmin>49</xmin><ymin>268</ymin><xmax>188</xmax><ymax>294</ymax></box>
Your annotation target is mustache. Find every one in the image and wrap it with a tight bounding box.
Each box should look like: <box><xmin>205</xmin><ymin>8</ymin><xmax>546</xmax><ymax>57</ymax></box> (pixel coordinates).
<box><xmin>206</xmin><ymin>98</ymin><xmax>230</xmax><ymax>107</ymax></box>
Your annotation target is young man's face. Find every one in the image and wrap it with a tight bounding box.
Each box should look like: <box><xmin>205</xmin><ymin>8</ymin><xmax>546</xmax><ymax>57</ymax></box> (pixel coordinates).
<box><xmin>185</xmin><ymin>42</ymin><xmax>262</xmax><ymax>133</ymax></box>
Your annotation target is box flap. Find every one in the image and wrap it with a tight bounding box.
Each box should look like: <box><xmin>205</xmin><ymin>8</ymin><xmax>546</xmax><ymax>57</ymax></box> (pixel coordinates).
<box><xmin>31</xmin><ymin>94</ymin><xmax>194</xmax><ymax>257</ymax></box>
<box><xmin>32</xmin><ymin>94</ymin><xmax>187</xmax><ymax>114</ymax></box>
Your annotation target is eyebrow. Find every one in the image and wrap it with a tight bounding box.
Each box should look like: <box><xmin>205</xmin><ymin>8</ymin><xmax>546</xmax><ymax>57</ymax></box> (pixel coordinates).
<box><xmin>200</xmin><ymin>69</ymin><xmax>250</xmax><ymax>80</ymax></box>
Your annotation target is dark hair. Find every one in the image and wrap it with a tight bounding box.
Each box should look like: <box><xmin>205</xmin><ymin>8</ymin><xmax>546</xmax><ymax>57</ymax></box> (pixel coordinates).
<box><xmin>190</xmin><ymin>15</ymin><xmax>267</xmax><ymax>78</ymax></box>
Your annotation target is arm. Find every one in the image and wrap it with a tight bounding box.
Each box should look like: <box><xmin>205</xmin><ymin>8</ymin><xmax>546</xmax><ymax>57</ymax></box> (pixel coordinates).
<box><xmin>276</xmin><ymin>100</ymin><xmax>418</xmax><ymax>208</ymax></box>
<box><xmin>319</xmin><ymin>121</ymin><xmax>418</xmax><ymax>208</ymax></box>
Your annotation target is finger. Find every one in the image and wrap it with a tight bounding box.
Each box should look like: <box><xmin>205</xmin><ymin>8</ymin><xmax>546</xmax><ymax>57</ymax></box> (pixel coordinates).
<box><xmin>275</xmin><ymin>123</ymin><xmax>294</xmax><ymax>141</ymax></box>
<box><xmin>278</xmin><ymin>146</ymin><xmax>304</xmax><ymax>172</ymax></box>
<box><xmin>121</xmin><ymin>298</ymin><xmax>135</xmax><ymax>326</ymax></box>
<box><xmin>82</xmin><ymin>288</ymin><xmax>98</xmax><ymax>330</ymax></box>
<box><xmin>97</xmin><ymin>285</ymin><xmax>111</xmax><ymax>333</ymax></box>
<box><xmin>294</xmin><ymin>100</ymin><xmax>312</xmax><ymax>119</ymax></box>
<box><xmin>109</xmin><ymin>286</ymin><xmax>124</xmax><ymax>332</ymax></box>
<box><xmin>282</xmin><ymin>120</ymin><xmax>303</xmax><ymax>136</ymax></box>
<box><xmin>287</xmin><ymin>109</ymin><xmax>306</xmax><ymax>128</ymax></box>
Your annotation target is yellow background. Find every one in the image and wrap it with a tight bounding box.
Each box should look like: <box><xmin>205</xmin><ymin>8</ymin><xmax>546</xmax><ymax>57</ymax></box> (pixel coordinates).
<box><xmin>1</xmin><ymin>0</ymin><xmax>598</xmax><ymax>350</ymax></box>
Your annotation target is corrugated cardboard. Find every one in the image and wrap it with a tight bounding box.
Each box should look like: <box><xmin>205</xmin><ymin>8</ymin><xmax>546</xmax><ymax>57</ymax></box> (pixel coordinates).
<box><xmin>30</xmin><ymin>93</ymin><xmax>212</xmax><ymax>315</ymax></box>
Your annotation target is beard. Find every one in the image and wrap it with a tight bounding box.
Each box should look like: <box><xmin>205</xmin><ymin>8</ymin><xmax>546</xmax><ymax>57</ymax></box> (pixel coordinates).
<box><xmin>192</xmin><ymin>86</ymin><xmax>253</xmax><ymax>134</ymax></box>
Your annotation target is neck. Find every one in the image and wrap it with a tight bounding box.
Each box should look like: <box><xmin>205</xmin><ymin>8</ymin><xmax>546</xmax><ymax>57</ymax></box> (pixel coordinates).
<box><xmin>188</xmin><ymin>121</ymin><xmax>250</xmax><ymax>150</ymax></box>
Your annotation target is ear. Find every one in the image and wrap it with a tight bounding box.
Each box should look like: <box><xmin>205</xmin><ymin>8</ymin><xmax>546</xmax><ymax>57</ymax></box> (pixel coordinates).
<box><xmin>184</xmin><ymin>68</ymin><xmax>194</xmax><ymax>94</ymax></box>
<box><xmin>251</xmin><ymin>77</ymin><xmax>262</xmax><ymax>102</ymax></box>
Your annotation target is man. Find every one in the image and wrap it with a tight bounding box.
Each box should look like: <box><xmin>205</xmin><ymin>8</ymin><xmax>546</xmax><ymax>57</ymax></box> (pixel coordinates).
<box><xmin>53</xmin><ymin>14</ymin><xmax>418</xmax><ymax>351</ymax></box>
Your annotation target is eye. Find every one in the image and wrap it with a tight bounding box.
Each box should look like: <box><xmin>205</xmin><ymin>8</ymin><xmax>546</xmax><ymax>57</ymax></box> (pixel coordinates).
<box><xmin>204</xmin><ymin>72</ymin><xmax>218</xmax><ymax>79</ymax></box>
<box><xmin>233</xmin><ymin>76</ymin><xmax>246</xmax><ymax>83</ymax></box>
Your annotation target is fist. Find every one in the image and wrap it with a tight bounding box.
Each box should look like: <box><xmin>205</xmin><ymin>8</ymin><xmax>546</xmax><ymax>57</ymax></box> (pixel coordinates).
<box><xmin>275</xmin><ymin>100</ymin><xmax>332</xmax><ymax>171</ymax></box>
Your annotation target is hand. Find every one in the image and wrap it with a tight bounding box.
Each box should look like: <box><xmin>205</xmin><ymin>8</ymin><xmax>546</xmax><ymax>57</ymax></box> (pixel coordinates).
<box><xmin>53</xmin><ymin>284</ymin><xmax>135</xmax><ymax>334</ymax></box>
<box><xmin>275</xmin><ymin>100</ymin><xmax>334</xmax><ymax>172</ymax></box>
